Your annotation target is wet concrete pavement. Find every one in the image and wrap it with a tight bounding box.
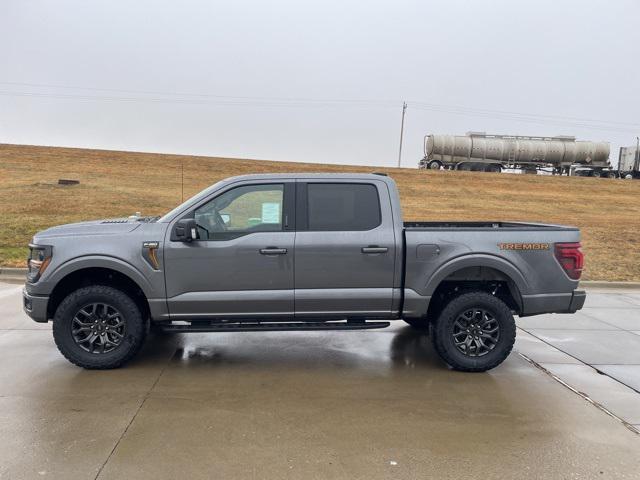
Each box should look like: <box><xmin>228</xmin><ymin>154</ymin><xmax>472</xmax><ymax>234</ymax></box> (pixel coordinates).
<box><xmin>1</xmin><ymin>283</ymin><xmax>639</xmax><ymax>479</ymax></box>
<box><xmin>516</xmin><ymin>289</ymin><xmax>640</xmax><ymax>430</ymax></box>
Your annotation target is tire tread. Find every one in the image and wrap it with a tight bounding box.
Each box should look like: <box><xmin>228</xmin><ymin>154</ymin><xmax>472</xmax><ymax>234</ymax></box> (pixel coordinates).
<box><xmin>52</xmin><ymin>285</ymin><xmax>147</xmax><ymax>369</ymax></box>
<box><xmin>431</xmin><ymin>291</ymin><xmax>516</xmax><ymax>372</ymax></box>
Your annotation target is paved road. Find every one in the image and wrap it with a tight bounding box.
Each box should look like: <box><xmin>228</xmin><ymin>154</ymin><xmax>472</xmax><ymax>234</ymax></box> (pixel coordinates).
<box><xmin>516</xmin><ymin>289</ymin><xmax>640</xmax><ymax>429</ymax></box>
<box><xmin>0</xmin><ymin>283</ymin><xmax>639</xmax><ymax>479</ymax></box>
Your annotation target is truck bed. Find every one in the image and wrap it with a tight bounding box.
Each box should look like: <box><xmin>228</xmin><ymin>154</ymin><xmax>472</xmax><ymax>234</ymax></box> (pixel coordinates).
<box><xmin>401</xmin><ymin>220</ymin><xmax>582</xmax><ymax>319</ymax></box>
<box><xmin>403</xmin><ymin>221</ymin><xmax>578</xmax><ymax>231</ymax></box>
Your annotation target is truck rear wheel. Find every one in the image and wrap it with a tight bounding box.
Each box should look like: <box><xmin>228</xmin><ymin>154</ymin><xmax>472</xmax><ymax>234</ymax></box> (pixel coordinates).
<box><xmin>431</xmin><ymin>291</ymin><xmax>515</xmax><ymax>372</ymax></box>
<box><xmin>52</xmin><ymin>285</ymin><xmax>148</xmax><ymax>369</ymax></box>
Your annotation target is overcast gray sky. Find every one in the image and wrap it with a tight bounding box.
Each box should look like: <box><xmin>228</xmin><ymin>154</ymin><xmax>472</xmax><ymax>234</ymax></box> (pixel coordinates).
<box><xmin>1</xmin><ymin>0</ymin><xmax>639</xmax><ymax>168</ymax></box>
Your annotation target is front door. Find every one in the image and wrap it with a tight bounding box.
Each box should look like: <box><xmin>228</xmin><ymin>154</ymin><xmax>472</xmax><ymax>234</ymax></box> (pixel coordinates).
<box><xmin>164</xmin><ymin>181</ymin><xmax>295</xmax><ymax>319</ymax></box>
<box><xmin>294</xmin><ymin>180</ymin><xmax>397</xmax><ymax>318</ymax></box>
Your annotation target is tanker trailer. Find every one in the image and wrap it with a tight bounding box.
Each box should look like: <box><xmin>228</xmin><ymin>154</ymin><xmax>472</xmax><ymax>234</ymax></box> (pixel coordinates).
<box><xmin>419</xmin><ymin>132</ymin><xmax>614</xmax><ymax>177</ymax></box>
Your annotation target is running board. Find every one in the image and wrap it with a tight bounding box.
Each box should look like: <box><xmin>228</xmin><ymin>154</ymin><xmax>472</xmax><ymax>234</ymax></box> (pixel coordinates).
<box><xmin>159</xmin><ymin>321</ymin><xmax>390</xmax><ymax>333</ymax></box>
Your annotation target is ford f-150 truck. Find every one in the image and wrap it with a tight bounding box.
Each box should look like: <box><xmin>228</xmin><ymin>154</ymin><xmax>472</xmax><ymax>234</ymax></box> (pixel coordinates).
<box><xmin>23</xmin><ymin>173</ymin><xmax>585</xmax><ymax>371</ymax></box>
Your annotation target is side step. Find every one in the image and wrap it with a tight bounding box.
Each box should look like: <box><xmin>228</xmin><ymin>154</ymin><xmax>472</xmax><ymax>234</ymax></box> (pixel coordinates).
<box><xmin>159</xmin><ymin>320</ymin><xmax>390</xmax><ymax>333</ymax></box>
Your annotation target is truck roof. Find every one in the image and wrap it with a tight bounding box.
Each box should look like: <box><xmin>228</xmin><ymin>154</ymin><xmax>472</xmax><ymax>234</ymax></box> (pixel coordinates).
<box><xmin>220</xmin><ymin>172</ymin><xmax>393</xmax><ymax>182</ymax></box>
<box><xmin>159</xmin><ymin>172</ymin><xmax>397</xmax><ymax>223</ymax></box>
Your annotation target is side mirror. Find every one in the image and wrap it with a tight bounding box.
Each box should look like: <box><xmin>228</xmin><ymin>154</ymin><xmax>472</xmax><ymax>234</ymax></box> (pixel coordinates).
<box><xmin>174</xmin><ymin>218</ymin><xmax>197</xmax><ymax>242</ymax></box>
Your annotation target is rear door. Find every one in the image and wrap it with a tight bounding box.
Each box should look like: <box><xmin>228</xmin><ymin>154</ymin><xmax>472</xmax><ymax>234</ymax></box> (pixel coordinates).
<box><xmin>294</xmin><ymin>180</ymin><xmax>397</xmax><ymax>318</ymax></box>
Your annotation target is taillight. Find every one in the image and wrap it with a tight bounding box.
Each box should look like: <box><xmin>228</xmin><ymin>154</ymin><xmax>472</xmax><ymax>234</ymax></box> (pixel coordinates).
<box><xmin>554</xmin><ymin>242</ymin><xmax>584</xmax><ymax>280</ymax></box>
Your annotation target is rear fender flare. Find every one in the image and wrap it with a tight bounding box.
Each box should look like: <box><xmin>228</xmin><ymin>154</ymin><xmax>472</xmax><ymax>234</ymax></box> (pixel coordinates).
<box><xmin>424</xmin><ymin>254</ymin><xmax>528</xmax><ymax>299</ymax></box>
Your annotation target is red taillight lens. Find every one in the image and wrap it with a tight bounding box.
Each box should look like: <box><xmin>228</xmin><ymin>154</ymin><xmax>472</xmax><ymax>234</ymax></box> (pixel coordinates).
<box><xmin>554</xmin><ymin>242</ymin><xmax>584</xmax><ymax>280</ymax></box>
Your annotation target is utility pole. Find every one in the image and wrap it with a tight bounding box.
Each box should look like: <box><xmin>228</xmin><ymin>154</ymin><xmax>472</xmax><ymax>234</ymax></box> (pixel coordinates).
<box><xmin>635</xmin><ymin>136</ymin><xmax>640</xmax><ymax>174</ymax></box>
<box><xmin>397</xmin><ymin>101</ymin><xmax>407</xmax><ymax>168</ymax></box>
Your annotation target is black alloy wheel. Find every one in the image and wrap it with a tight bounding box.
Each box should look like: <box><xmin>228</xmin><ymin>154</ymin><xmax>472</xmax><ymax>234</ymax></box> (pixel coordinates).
<box><xmin>71</xmin><ymin>302</ymin><xmax>126</xmax><ymax>354</ymax></box>
<box><xmin>451</xmin><ymin>308</ymin><xmax>500</xmax><ymax>357</ymax></box>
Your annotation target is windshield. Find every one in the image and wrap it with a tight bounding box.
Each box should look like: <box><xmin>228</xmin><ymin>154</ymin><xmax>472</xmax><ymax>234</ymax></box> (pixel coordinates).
<box><xmin>157</xmin><ymin>180</ymin><xmax>225</xmax><ymax>223</ymax></box>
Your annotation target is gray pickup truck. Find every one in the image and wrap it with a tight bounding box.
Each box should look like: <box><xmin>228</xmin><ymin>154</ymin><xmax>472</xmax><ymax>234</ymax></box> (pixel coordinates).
<box><xmin>23</xmin><ymin>173</ymin><xmax>585</xmax><ymax>371</ymax></box>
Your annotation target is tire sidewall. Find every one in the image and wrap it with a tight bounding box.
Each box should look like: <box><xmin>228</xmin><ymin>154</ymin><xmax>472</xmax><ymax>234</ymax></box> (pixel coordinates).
<box><xmin>53</xmin><ymin>286</ymin><xmax>145</xmax><ymax>369</ymax></box>
<box><xmin>434</xmin><ymin>292</ymin><xmax>515</xmax><ymax>371</ymax></box>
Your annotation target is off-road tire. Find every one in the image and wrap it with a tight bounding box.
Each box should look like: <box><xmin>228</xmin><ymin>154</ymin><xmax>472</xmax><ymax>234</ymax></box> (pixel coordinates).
<box><xmin>431</xmin><ymin>291</ymin><xmax>515</xmax><ymax>372</ymax></box>
<box><xmin>53</xmin><ymin>285</ymin><xmax>147</xmax><ymax>369</ymax></box>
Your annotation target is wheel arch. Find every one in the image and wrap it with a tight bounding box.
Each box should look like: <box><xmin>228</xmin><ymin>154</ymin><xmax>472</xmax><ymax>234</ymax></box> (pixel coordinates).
<box><xmin>424</xmin><ymin>254</ymin><xmax>527</xmax><ymax>314</ymax></box>
<box><xmin>47</xmin><ymin>256</ymin><xmax>153</xmax><ymax>294</ymax></box>
<box><xmin>46</xmin><ymin>259</ymin><xmax>152</xmax><ymax>321</ymax></box>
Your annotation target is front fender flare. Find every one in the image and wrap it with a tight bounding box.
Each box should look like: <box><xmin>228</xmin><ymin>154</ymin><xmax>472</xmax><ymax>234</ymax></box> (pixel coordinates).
<box><xmin>44</xmin><ymin>255</ymin><xmax>154</xmax><ymax>297</ymax></box>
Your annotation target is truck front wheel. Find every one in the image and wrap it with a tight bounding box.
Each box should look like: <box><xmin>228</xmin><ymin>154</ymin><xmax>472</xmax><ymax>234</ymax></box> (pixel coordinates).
<box><xmin>52</xmin><ymin>285</ymin><xmax>148</xmax><ymax>369</ymax></box>
<box><xmin>431</xmin><ymin>291</ymin><xmax>515</xmax><ymax>372</ymax></box>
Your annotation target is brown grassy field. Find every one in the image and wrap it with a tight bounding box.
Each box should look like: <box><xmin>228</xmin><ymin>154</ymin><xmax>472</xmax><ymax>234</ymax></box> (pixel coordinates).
<box><xmin>1</xmin><ymin>143</ymin><xmax>639</xmax><ymax>280</ymax></box>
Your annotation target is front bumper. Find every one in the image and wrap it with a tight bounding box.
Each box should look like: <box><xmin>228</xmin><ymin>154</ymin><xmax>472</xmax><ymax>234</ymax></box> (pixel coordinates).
<box><xmin>22</xmin><ymin>288</ymin><xmax>49</xmax><ymax>323</ymax></box>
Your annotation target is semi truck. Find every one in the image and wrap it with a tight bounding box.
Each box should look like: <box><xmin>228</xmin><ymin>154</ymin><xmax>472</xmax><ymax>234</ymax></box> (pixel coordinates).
<box><xmin>419</xmin><ymin>132</ymin><xmax>615</xmax><ymax>177</ymax></box>
<box><xmin>618</xmin><ymin>144</ymin><xmax>640</xmax><ymax>179</ymax></box>
<box><xmin>23</xmin><ymin>173</ymin><xmax>585</xmax><ymax>372</ymax></box>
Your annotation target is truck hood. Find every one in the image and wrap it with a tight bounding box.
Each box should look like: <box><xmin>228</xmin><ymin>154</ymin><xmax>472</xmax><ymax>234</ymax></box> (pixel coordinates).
<box><xmin>33</xmin><ymin>218</ymin><xmax>142</xmax><ymax>241</ymax></box>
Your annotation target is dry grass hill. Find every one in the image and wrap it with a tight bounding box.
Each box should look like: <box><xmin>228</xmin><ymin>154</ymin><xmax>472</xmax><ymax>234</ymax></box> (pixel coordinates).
<box><xmin>1</xmin><ymin>143</ymin><xmax>639</xmax><ymax>281</ymax></box>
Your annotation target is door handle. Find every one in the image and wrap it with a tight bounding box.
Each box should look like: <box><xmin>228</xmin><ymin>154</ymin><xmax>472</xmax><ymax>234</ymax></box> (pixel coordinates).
<box><xmin>361</xmin><ymin>246</ymin><xmax>388</xmax><ymax>254</ymax></box>
<box><xmin>260</xmin><ymin>247</ymin><xmax>288</xmax><ymax>255</ymax></box>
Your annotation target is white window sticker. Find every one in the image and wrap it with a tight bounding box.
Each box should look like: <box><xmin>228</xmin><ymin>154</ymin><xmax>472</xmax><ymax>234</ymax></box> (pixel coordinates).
<box><xmin>261</xmin><ymin>202</ymin><xmax>280</xmax><ymax>224</ymax></box>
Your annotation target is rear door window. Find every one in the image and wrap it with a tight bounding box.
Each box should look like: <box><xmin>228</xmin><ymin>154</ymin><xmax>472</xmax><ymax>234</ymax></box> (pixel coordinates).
<box><xmin>306</xmin><ymin>183</ymin><xmax>381</xmax><ymax>231</ymax></box>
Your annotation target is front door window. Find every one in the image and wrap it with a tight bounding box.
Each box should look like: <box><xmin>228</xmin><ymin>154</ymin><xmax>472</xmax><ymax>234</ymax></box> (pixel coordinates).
<box><xmin>194</xmin><ymin>184</ymin><xmax>284</xmax><ymax>240</ymax></box>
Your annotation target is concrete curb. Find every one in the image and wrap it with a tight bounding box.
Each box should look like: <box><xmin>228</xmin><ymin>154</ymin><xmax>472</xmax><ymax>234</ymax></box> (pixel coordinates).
<box><xmin>579</xmin><ymin>281</ymin><xmax>640</xmax><ymax>290</ymax></box>
<box><xmin>0</xmin><ymin>268</ymin><xmax>25</xmax><ymax>285</ymax></box>
<box><xmin>0</xmin><ymin>267</ymin><xmax>27</xmax><ymax>275</ymax></box>
<box><xmin>1</xmin><ymin>267</ymin><xmax>639</xmax><ymax>290</ymax></box>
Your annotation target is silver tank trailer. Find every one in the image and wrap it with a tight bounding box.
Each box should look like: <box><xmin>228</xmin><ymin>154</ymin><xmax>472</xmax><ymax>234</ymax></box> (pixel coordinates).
<box><xmin>421</xmin><ymin>132</ymin><xmax>610</xmax><ymax>173</ymax></box>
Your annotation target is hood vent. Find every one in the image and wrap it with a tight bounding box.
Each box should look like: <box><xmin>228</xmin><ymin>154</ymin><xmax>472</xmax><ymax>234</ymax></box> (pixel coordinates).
<box><xmin>100</xmin><ymin>218</ymin><xmax>130</xmax><ymax>224</ymax></box>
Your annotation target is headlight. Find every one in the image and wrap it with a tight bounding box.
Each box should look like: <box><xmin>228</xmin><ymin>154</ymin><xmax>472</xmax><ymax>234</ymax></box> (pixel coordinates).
<box><xmin>27</xmin><ymin>245</ymin><xmax>52</xmax><ymax>282</ymax></box>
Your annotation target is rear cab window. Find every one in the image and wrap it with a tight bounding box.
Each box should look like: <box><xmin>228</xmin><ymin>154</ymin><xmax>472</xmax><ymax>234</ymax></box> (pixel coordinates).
<box><xmin>305</xmin><ymin>183</ymin><xmax>381</xmax><ymax>231</ymax></box>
